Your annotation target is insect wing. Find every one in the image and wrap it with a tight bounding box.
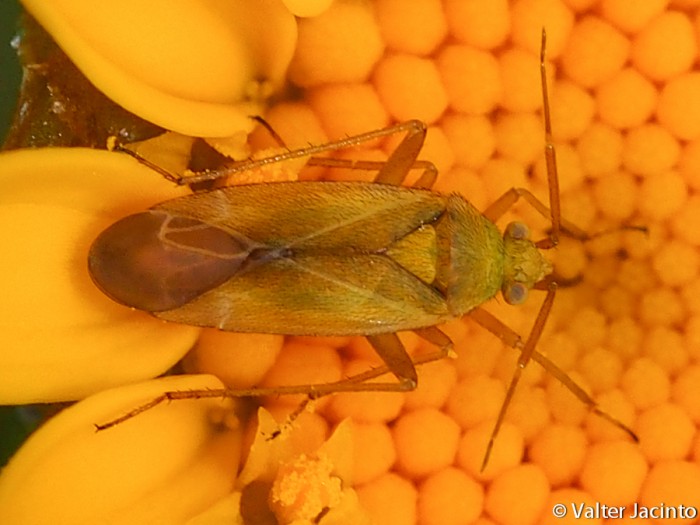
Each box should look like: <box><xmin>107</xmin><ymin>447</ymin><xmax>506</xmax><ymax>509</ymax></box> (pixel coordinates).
<box><xmin>152</xmin><ymin>182</ymin><xmax>453</xmax><ymax>334</ymax></box>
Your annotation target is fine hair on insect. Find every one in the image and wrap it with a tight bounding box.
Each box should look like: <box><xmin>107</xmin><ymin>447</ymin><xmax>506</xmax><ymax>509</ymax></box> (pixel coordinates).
<box><xmin>91</xmin><ymin>30</ymin><xmax>640</xmax><ymax>470</ymax></box>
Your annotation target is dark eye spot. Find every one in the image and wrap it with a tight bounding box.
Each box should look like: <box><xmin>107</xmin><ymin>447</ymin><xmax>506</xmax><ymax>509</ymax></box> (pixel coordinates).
<box><xmin>503</xmin><ymin>282</ymin><xmax>528</xmax><ymax>305</ymax></box>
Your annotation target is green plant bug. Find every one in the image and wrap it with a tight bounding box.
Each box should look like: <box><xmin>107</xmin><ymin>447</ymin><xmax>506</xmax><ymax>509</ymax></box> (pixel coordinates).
<box><xmin>89</xmin><ymin>31</ymin><xmax>639</xmax><ymax>468</ymax></box>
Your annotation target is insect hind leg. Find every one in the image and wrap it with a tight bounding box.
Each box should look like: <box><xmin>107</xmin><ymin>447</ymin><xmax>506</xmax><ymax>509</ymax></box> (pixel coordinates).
<box><xmin>95</xmin><ymin>327</ymin><xmax>456</xmax><ymax>431</ymax></box>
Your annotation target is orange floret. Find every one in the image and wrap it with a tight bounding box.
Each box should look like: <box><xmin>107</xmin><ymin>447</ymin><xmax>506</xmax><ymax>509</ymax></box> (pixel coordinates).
<box><xmin>187</xmin><ymin>331</ymin><xmax>283</xmax><ymax>389</ymax></box>
<box><xmin>622</xmin><ymin>124</ymin><xmax>680</xmax><ymax>177</ymax></box>
<box><xmin>672</xmin><ymin>365</ymin><xmax>700</xmax><ymax>423</ymax></box>
<box><xmin>373</xmin><ymin>54</ymin><xmax>448</xmax><ymax>123</ymax></box>
<box><xmin>679</xmin><ymin>138</ymin><xmax>700</xmax><ymax>191</ymax></box>
<box><xmin>600</xmin><ymin>0</ymin><xmax>668</xmax><ymax>34</ymax></box>
<box><xmin>375</xmin><ymin>0</ymin><xmax>447</xmax><ymax>55</ymax></box>
<box><xmin>685</xmin><ymin>316</ymin><xmax>700</xmax><ymax>359</ymax></box>
<box><xmin>620</xmin><ymin>357</ymin><xmax>671</xmax><ymax>410</ymax></box>
<box><xmin>579</xmin><ymin>440</ymin><xmax>648</xmax><ymax>506</ymax></box>
<box><xmin>259</xmin><ymin>340</ymin><xmax>343</xmax><ymax>407</ymax></box>
<box><xmin>417</xmin><ymin>467</ymin><xmax>484</xmax><ymax>525</ymax></box>
<box><xmin>657</xmin><ymin>72</ymin><xmax>700</xmax><ymax>140</ymax></box>
<box><xmin>444</xmin><ymin>0</ymin><xmax>509</xmax><ymax>49</ymax></box>
<box><xmin>577</xmin><ymin>347</ymin><xmax>623</xmax><ymax>394</ymax></box>
<box><xmin>249</xmin><ymin>102</ymin><xmax>328</xmax><ymax>151</ymax></box>
<box><xmin>672</xmin><ymin>196</ymin><xmax>700</xmax><ymax>246</ymax></box>
<box><xmin>481</xmin><ymin>158</ymin><xmax>530</xmax><ymax>201</ymax></box>
<box><xmin>403</xmin><ymin>359</ymin><xmax>458</xmax><ymax>410</ymax></box>
<box><xmin>639</xmin><ymin>288</ymin><xmax>686</xmax><ymax>328</ymax></box>
<box><xmin>501</xmin><ymin>386</ymin><xmax>552</xmax><ymax>441</ymax></box>
<box><xmin>307</xmin><ymin>83</ymin><xmax>389</xmax><ymax>140</ymax></box>
<box><xmin>441</xmin><ymin>114</ymin><xmax>495</xmax><ymax>171</ymax></box>
<box><xmin>596</xmin><ymin>68</ymin><xmax>658</xmax><ymax>129</ymax></box>
<box><xmin>456</xmin><ymin>422</ymin><xmax>525</xmax><ymax>480</ymax></box>
<box><xmin>498</xmin><ymin>48</ymin><xmax>544</xmax><ymax>113</ymax></box>
<box><xmin>652</xmin><ymin>239</ymin><xmax>700</xmax><ymax>287</ymax></box>
<box><xmin>392</xmin><ymin>407</ymin><xmax>460</xmax><ymax>479</ymax></box>
<box><xmin>288</xmin><ymin>0</ymin><xmax>384</xmax><ymax>87</ymax></box>
<box><xmin>510</xmin><ymin>0</ymin><xmax>575</xmax><ymax>57</ymax></box>
<box><xmin>347</xmin><ymin>421</ymin><xmax>396</xmax><ymax>485</ymax></box>
<box><xmin>485</xmin><ymin>464</ymin><xmax>550</xmax><ymax>525</ymax></box>
<box><xmin>638</xmin><ymin>171</ymin><xmax>688</xmax><ymax>220</ymax></box>
<box><xmin>420</xmin><ymin>125</ymin><xmax>456</xmax><ymax>174</ymax></box>
<box><xmin>631</xmin><ymin>11</ymin><xmax>697</xmax><ymax>81</ymax></box>
<box><xmin>494</xmin><ymin>112</ymin><xmax>543</xmax><ymax>165</ymax></box>
<box><xmin>643</xmin><ymin>326</ymin><xmax>689</xmax><ymax>375</ymax></box>
<box><xmin>639</xmin><ymin>461</ymin><xmax>700</xmax><ymax>515</ymax></box>
<box><xmin>592</xmin><ymin>171</ymin><xmax>638</xmax><ymax>221</ymax></box>
<box><xmin>436</xmin><ymin>45</ymin><xmax>502</xmax><ymax>115</ymax></box>
<box><xmin>684</xmin><ymin>314</ymin><xmax>700</xmax><ymax>362</ymax></box>
<box><xmin>445</xmin><ymin>375</ymin><xmax>505</xmax><ymax>429</ymax></box>
<box><xmin>636</xmin><ymin>403</ymin><xmax>695</xmax><ymax>462</ymax></box>
<box><xmin>550</xmin><ymin>80</ymin><xmax>595</xmax><ymax>141</ymax></box>
<box><xmin>534</xmin><ymin>142</ymin><xmax>585</xmax><ymax>192</ymax></box>
<box><xmin>584</xmin><ymin>389</ymin><xmax>637</xmax><ymax>442</ymax></box>
<box><xmin>600</xmin><ymin>285</ymin><xmax>636</xmax><ymax>319</ymax></box>
<box><xmin>577</xmin><ymin>122</ymin><xmax>623</xmax><ymax>177</ymax></box>
<box><xmin>618</xmin><ymin>258</ymin><xmax>658</xmax><ymax>294</ymax></box>
<box><xmin>325</xmin><ymin>359</ymin><xmax>405</xmax><ymax>424</ymax></box>
<box><xmin>546</xmin><ymin>371</ymin><xmax>589</xmax><ymax>427</ymax></box>
<box><xmin>529</xmin><ymin>424</ymin><xmax>587</xmax><ymax>487</ymax></box>
<box><xmin>356</xmin><ymin>472</ymin><xmax>417</xmax><ymax>525</ymax></box>
<box><xmin>561</xmin><ymin>16</ymin><xmax>630</xmax><ymax>87</ymax></box>
<box><xmin>565</xmin><ymin>306</ymin><xmax>607</xmax><ymax>350</ymax></box>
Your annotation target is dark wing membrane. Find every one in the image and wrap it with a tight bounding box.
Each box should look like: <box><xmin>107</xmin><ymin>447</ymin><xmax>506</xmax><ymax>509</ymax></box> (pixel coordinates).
<box><xmin>155</xmin><ymin>252</ymin><xmax>451</xmax><ymax>335</ymax></box>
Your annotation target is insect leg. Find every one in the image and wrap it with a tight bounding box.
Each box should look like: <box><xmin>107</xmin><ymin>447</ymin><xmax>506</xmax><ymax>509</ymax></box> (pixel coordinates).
<box><xmin>270</xmin><ymin>117</ymin><xmax>436</xmax><ymax>186</ymax></box>
<box><xmin>181</xmin><ymin>120</ymin><xmax>433</xmax><ymax>185</ymax></box>
<box><xmin>305</xmin><ymin>157</ymin><xmax>438</xmax><ymax>189</ymax></box>
<box><xmin>96</xmin><ymin>329</ymin><xmax>458</xmax><ymax>431</ymax></box>
<box><xmin>468</xmin><ymin>302</ymin><xmax>638</xmax><ymax>470</ymax></box>
<box><xmin>362</xmin><ymin>326</ymin><xmax>456</xmax><ymax>390</ymax></box>
<box><xmin>481</xmin><ymin>30</ymin><xmax>588</xmax><ymax>248</ymax></box>
<box><xmin>371</xmin><ymin>120</ymin><xmax>437</xmax><ymax>188</ymax></box>
<box><xmin>110</xmin><ymin>144</ymin><xmax>186</xmax><ymax>184</ymax></box>
<box><xmin>366</xmin><ymin>333</ymin><xmax>418</xmax><ymax>389</ymax></box>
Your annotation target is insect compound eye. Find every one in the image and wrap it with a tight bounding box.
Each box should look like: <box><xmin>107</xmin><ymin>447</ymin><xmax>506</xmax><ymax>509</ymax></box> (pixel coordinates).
<box><xmin>504</xmin><ymin>221</ymin><xmax>530</xmax><ymax>241</ymax></box>
<box><xmin>503</xmin><ymin>282</ymin><xmax>528</xmax><ymax>305</ymax></box>
<box><xmin>88</xmin><ymin>210</ymin><xmax>245</xmax><ymax>312</ymax></box>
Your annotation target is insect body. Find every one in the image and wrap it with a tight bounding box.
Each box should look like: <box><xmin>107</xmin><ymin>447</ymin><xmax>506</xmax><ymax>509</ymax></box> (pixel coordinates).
<box><xmin>89</xmin><ymin>130</ymin><xmax>550</xmax><ymax>390</ymax></box>
<box><xmin>90</xmin><ymin>33</ymin><xmax>637</xmax><ymax>466</ymax></box>
<box><xmin>90</xmin><ymin>177</ymin><xmax>549</xmax><ymax>342</ymax></box>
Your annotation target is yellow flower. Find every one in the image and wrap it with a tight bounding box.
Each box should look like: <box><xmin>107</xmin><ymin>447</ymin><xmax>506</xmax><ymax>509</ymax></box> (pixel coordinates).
<box><xmin>20</xmin><ymin>0</ymin><xmax>299</xmax><ymax>136</ymax></box>
<box><xmin>0</xmin><ymin>147</ymin><xmax>196</xmax><ymax>403</ymax></box>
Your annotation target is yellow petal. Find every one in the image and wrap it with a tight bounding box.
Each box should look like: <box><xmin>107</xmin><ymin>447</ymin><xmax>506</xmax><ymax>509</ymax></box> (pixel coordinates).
<box><xmin>0</xmin><ymin>148</ymin><xmax>199</xmax><ymax>403</ymax></box>
<box><xmin>0</xmin><ymin>375</ymin><xmax>241</xmax><ymax>525</ymax></box>
<box><xmin>21</xmin><ymin>0</ymin><xmax>297</xmax><ymax>136</ymax></box>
